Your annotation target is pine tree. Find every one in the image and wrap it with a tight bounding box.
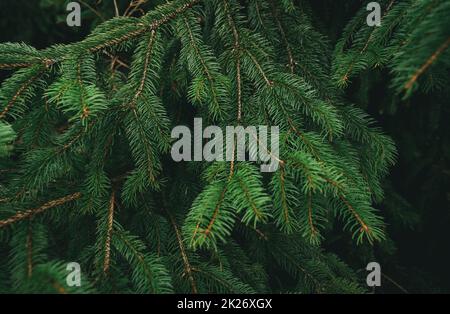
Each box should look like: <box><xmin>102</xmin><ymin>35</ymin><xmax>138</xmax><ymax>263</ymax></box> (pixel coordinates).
<box><xmin>0</xmin><ymin>0</ymin><xmax>448</xmax><ymax>293</ymax></box>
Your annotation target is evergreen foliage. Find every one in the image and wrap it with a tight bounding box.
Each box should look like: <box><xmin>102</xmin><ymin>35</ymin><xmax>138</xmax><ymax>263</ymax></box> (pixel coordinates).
<box><xmin>0</xmin><ymin>0</ymin><xmax>448</xmax><ymax>293</ymax></box>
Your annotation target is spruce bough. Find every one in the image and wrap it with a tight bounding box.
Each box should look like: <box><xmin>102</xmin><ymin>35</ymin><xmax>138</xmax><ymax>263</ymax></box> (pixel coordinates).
<box><xmin>0</xmin><ymin>0</ymin><xmax>448</xmax><ymax>293</ymax></box>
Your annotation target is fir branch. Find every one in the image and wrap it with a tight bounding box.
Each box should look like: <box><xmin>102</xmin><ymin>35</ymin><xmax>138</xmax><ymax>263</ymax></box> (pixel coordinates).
<box><xmin>133</xmin><ymin>30</ymin><xmax>157</xmax><ymax>103</ymax></box>
<box><xmin>338</xmin><ymin>193</ymin><xmax>370</xmax><ymax>235</ymax></box>
<box><xmin>113</xmin><ymin>0</ymin><xmax>120</xmax><ymax>17</ymax></box>
<box><xmin>403</xmin><ymin>37</ymin><xmax>450</xmax><ymax>91</ymax></box>
<box><xmin>0</xmin><ymin>0</ymin><xmax>409</xmax><ymax>293</ymax></box>
<box><xmin>79</xmin><ymin>0</ymin><xmax>106</xmax><ymax>21</ymax></box>
<box><xmin>0</xmin><ymin>0</ymin><xmax>200</xmax><ymax>71</ymax></box>
<box><xmin>273</xmin><ymin>246</ymin><xmax>324</xmax><ymax>293</ymax></box>
<box><xmin>245</xmin><ymin>49</ymin><xmax>273</xmax><ymax>86</ymax></box>
<box><xmin>85</xmin><ymin>0</ymin><xmax>200</xmax><ymax>54</ymax></box>
<box><xmin>103</xmin><ymin>191</ymin><xmax>116</xmax><ymax>274</ymax></box>
<box><xmin>180</xmin><ymin>15</ymin><xmax>228</xmax><ymax>120</ymax></box>
<box><xmin>323</xmin><ymin>175</ymin><xmax>378</xmax><ymax>242</ymax></box>
<box><xmin>0</xmin><ymin>193</ymin><xmax>82</xmax><ymax>228</ymax></box>
<box><xmin>269</xmin><ymin>0</ymin><xmax>295</xmax><ymax>73</ymax></box>
<box><xmin>223</xmin><ymin>0</ymin><xmax>243</xmax><ymax>121</ymax></box>
<box><xmin>164</xmin><ymin>206</ymin><xmax>198</xmax><ymax>294</ymax></box>
<box><xmin>0</xmin><ymin>67</ymin><xmax>47</xmax><ymax>120</ymax></box>
<box><xmin>339</xmin><ymin>0</ymin><xmax>396</xmax><ymax>85</ymax></box>
<box><xmin>307</xmin><ymin>191</ymin><xmax>318</xmax><ymax>242</ymax></box>
<box><xmin>202</xmin><ymin>184</ymin><xmax>228</xmax><ymax>238</ymax></box>
<box><xmin>26</xmin><ymin>223</ymin><xmax>33</xmax><ymax>278</ymax></box>
<box><xmin>0</xmin><ymin>63</ymin><xmax>33</xmax><ymax>70</ymax></box>
<box><xmin>124</xmin><ymin>0</ymin><xmax>149</xmax><ymax>17</ymax></box>
<box><xmin>191</xmin><ymin>265</ymin><xmax>255</xmax><ymax>293</ymax></box>
<box><xmin>279</xmin><ymin>166</ymin><xmax>290</xmax><ymax>226</ymax></box>
<box><xmin>112</xmin><ymin>229</ymin><xmax>173</xmax><ymax>293</ymax></box>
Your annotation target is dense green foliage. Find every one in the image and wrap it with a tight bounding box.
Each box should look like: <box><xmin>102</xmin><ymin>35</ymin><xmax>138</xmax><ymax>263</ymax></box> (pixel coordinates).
<box><xmin>0</xmin><ymin>0</ymin><xmax>449</xmax><ymax>293</ymax></box>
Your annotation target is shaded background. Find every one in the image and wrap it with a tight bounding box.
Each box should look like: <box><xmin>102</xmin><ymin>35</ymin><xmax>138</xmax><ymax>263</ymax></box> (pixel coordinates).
<box><xmin>0</xmin><ymin>0</ymin><xmax>448</xmax><ymax>293</ymax></box>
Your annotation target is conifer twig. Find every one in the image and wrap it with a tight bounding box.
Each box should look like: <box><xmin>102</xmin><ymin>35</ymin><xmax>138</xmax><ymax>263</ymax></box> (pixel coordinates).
<box><xmin>269</xmin><ymin>0</ymin><xmax>295</xmax><ymax>73</ymax></box>
<box><xmin>275</xmin><ymin>248</ymin><xmax>323</xmax><ymax>293</ymax></box>
<box><xmin>279</xmin><ymin>165</ymin><xmax>290</xmax><ymax>226</ymax></box>
<box><xmin>87</xmin><ymin>0</ymin><xmax>200</xmax><ymax>54</ymax></box>
<box><xmin>113</xmin><ymin>231</ymin><xmax>158</xmax><ymax>293</ymax></box>
<box><xmin>113</xmin><ymin>0</ymin><xmax>120</xmax><ymax>17</ymax></box>
<box><xmin>182</xmin><ymin>16</ymin><xmax>222</xmax><ymax>114</ymax></box>
<box><xmin>340</xmin><ymin>0</ymin><xmax>396</xmax><ymax>84</ymax></box>
<box><xmin>164</xmin><ymin>205</ymin><xmax>198</xmax><ymax>293</ymax></box>
<box><xmin>323</xmin><ymin>176</ymin><xmax>371</xmax><ymax>236</ymax></box>
<box><xmin>0</xmin><ymin>67</ymin><xmax>47</xmax><ymax>120</ymax></box>
<box><xmin>79</xmin><ymin>0</ymin><xmax>105</xmax><ymax>21</ymax></box>
<box><xmin>27</xmin><ymin>222</ymin><xmax>33</xmax><ymax>278</ymax></box>
<box><xmin>103</xmin><ymin>190</ymin><xmax>116</xmax><ymax>274</ymax></box>
<box><xmin>404</xmin><ymin>37</ymin><xmax>450</xmax><ymax>91</ymax></box>
<box><xmin>0</xmin><ymin>193</ymin><xmax>82</xmax><ymax>228</ymax></box>
<box><xmin>381</xmin><ymin>273</ymin><xmax>408</xmax><ymax>293</ymax></box>
<box><xmin>202</xmin><ymin>185</ymin><xmax>227</xmax><ymax>238</ymax></box>
<box><xmin>307</xmin><ymin>190</ymin><xmax>318</xmax><ymax>239</ymax></box>
<box><xmin>223</xmin><ymin>0</ymin><xmax>243</xmax><ymax>122</ymax></box>
<box><xmin>0</xmin><ymin>63</ymin><xmax>33</xmax><ymax>70</ymax></box>
<box><xmin>0</xmin><ymin>0</ymin><xmax>200</xmax><ymax>72</ymax></box>
<box><xmin>191</xmin><ymin>266</ymin><xmax>237</xmax><ymax>292</ymax></box>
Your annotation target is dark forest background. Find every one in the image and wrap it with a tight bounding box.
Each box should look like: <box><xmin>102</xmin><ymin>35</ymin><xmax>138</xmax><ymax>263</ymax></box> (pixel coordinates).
<box><xmin>0</xmin><ymin>0</ymin><xmax>449</xmax><ymax>293</ymax></box>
